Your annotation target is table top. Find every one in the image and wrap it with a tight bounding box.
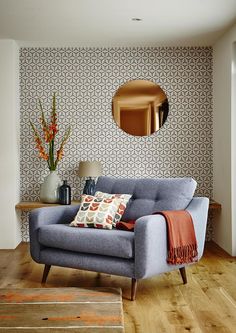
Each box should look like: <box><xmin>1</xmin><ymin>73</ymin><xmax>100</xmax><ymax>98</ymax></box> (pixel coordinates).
<box><xmin>209</xmin><ymin>200</ymin><xmax>221</xmax><ymax>210</ymax></box>
<box><xmin>15</xmin><ymin>200</ymin><xmax>80</xmax><ymax>211</ymax></box>
<box><xmin>15</xmin><ymin>199</ymin><xmax>221</xmax><ymax>211</ymax></box>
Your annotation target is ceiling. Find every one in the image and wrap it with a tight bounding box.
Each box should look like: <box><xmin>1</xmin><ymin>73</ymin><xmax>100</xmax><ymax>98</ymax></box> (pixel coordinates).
<box><xmin>0</xmin><ymin>0</ymin><xmax>236</xmax><ymax>47</ymax></box>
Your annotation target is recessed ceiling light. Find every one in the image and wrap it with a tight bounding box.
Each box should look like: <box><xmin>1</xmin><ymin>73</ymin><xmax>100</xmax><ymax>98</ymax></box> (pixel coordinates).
<box><xmin>131</xmin><ymin>18</ymin><xmax>142</xmax><ymax>21</ymax></box>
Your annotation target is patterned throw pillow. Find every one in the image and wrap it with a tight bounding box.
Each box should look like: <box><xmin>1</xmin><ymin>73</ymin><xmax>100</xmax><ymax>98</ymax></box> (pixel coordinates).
<box><xmin>70</xmin><ymin>195</ymin><xmax>122</xmax><ymax>230</ymax></box>
<box><xmin>95</xmin><ymin>191</ymin><xmax>132</xmax><ymax>226</ymax></box>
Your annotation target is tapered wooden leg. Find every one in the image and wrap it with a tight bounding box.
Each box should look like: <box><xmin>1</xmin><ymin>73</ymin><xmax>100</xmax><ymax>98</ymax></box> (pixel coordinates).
<box><xmin>179</xmin><ymin>267</ymin><xmax>187</xmax><ymax>284</ymax></box>
<box><xmin>131</xmin><ymin>278</ymin><xmax>138</xmax><ymax>301</ymax></box>
<box><xmin>42</xmin><ymin>264</ymin><xmax>51</xmax><ymax>284</ymax></box>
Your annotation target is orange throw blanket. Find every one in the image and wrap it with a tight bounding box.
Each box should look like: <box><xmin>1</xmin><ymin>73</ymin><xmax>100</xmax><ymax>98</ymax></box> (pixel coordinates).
<box><xmin>116</xmin><ymin>210</ymin><xmax>198</xmax><ymax>265</ymax></box>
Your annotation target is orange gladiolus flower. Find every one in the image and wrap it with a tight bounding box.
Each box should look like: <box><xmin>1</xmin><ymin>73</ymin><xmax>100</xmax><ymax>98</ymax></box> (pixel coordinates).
<box><xmin>30</xmin><ymin>93</ymin><xmax>71</xmax><ymax>171</ymax></box>
<box><xmin>35</xmin><ymin>136</ymin><xmax>49</xmax><ymax>161</ymax></box>
<box><xmin>56</xmin><ymin>148</ymin><xmax>64</xmax><ymax>161</ymax></box>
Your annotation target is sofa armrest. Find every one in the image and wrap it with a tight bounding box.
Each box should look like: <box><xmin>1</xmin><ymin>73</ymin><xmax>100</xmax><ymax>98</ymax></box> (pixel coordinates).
<box><xmin>29</xmin><ymin>204</ymin><xmax>80</xmax><ymax>263</ymax></box>
<box><xmin>185</xmin><ymin>197</ymin><xmax>209</xmax><ymax>258</ymax></box>
<box><xmin>134</xmin><ymin>197</ymin><xmax>209</xmax><ymax>279</ymax></box>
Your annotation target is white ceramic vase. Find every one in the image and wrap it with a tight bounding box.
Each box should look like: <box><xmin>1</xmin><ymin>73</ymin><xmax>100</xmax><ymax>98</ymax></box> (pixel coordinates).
<box><xmin>40</xmin><ymin>171</ymin><xmax>62</xmax><ymax>203</ymax></box>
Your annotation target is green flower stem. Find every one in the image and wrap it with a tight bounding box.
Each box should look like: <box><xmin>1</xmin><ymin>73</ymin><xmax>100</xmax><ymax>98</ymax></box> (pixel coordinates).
<box><xmin>49</xmin><ymin>140</ymin><xmax>56</xmax><ymax>171</ymax></box>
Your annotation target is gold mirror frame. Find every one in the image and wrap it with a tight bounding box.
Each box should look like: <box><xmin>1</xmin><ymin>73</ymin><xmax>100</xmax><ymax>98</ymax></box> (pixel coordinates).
<box><xmin>112</xmin><ymin>80</ymin><xmax>169</xmax><ymax>136</ymax></box>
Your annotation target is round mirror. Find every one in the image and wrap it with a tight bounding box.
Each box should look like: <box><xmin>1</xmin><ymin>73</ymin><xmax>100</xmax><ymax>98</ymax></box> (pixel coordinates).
<box><xmin>112</xmin><ymin>80</ymin><xmax>169</xmax><ymax>136</ymax></box>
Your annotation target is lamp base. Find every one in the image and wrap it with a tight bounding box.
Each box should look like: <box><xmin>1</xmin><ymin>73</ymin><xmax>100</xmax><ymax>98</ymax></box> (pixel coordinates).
<box><xmin>83</xmin><ymin>178</ymin><xmax>96</xmax><ymax>195</ymax></box>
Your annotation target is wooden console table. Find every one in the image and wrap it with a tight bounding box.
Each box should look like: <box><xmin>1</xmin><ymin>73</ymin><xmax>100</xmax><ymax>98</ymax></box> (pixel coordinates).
<box><xmin>209</xmin><ymin>200</ymin><xmax>221</xmax><ymax>212</ymax></box>
<box><xmin>15</xmin><ymin>200</ymin><xmax>221</xmax><ymax>212</ymax></box>
<box><xmin>15</xmin><ymin>200</ymin><xmax>80</xmax><ymax>211</ymax></box>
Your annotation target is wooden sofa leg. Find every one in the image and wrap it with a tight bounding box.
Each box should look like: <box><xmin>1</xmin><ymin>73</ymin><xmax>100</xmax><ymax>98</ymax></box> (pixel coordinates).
<box><xmin>42</xmin><ymin>264</ymin><xmax>51</xmax><ymax>284</ymax></box>
<box><xmin>131</xmin><ymin>278</ymin><xmax>138</xmax><ymax>301</ymax></box>
<box><xmin>179</xmin><ymin>267</ymin><xmax>187</xmax><ymax>284</ymax></box>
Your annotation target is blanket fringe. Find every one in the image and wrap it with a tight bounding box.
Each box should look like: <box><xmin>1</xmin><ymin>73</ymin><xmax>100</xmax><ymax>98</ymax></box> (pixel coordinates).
<box><xmin>167</xmin><ymin>244</ymin><xmax>198</xmax><ymax>265</ymax></box>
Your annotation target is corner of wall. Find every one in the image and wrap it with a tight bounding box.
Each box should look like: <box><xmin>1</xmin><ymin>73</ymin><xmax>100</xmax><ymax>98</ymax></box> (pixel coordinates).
<box><xmin>213</xmin><ymin>23</ymin><xmax>236</xmax><ymax>256</ymax></box>
<box><xmin>0</xmin><ymin>39</ymin><xmax>21</xmax><ymax>249</ymax></box>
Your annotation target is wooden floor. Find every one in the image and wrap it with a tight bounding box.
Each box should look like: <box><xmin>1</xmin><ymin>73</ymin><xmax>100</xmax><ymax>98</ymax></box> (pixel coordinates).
<box><xmin>0</xmin><ymin>242</ymin><xmax>235</xmax><ymax>333</ymax></box>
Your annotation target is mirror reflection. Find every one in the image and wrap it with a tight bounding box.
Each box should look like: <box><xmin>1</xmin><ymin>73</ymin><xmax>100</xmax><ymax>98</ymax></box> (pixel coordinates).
<box><xmin>112</xmin><ymin>80</ymin><xmax>169</xmax><ymax>136</ymax></box>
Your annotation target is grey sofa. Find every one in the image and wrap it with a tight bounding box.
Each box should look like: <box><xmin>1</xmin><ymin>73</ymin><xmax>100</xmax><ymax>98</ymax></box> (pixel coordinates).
<box><xmin>29</xmin><ymin>176</ymin><xmax>209</xmax><ymax>300</ymax></box>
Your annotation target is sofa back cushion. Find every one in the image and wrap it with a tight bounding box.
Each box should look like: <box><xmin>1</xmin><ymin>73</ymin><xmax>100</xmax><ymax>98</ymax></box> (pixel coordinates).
<box><xmin>95</xmin><ymin>176</ymin><xmax>197</xmax><ymax>221</ymax></box>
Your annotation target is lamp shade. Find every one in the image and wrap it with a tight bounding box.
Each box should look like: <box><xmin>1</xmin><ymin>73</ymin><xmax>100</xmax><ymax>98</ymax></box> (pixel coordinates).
<box><xmin>78</xmin><ymin>161</ymin><xmax>102</xmax><ymax>178</ymax></box>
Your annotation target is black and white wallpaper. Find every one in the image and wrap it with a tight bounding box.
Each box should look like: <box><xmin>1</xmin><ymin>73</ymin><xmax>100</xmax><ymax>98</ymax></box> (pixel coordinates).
<box><xmin>20</xmin><ymin>47</ymin><xmax>213</xmax><ymax>241</ymax></box>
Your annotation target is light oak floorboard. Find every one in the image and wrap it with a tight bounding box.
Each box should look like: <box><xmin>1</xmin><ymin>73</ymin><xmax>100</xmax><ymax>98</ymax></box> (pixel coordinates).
<box><xmin>0</xmin><ymin>242</ymin><xmax>235</xmax><ymax>333</ymax></box>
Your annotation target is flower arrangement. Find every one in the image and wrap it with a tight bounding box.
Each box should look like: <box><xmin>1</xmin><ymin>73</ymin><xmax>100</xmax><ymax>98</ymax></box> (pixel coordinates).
<box><xmin>30</xmin><ymin>93</ymin><xmax>71</xmax><ymax>171</ymax></box>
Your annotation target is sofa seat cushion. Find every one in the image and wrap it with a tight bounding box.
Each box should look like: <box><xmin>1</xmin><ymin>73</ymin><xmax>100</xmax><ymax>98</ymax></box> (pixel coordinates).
<box><xmin>38</xmin><ymin>224</ymin><xmax>134</xmax><ymax>259</ymax></box>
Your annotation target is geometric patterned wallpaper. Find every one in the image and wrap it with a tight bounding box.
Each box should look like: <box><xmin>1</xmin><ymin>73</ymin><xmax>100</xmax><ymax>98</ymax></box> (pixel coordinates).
<box><xmin>20</xmin><ymin>47</ymin><xmax>213</xmax><ymax>241</ymax></box>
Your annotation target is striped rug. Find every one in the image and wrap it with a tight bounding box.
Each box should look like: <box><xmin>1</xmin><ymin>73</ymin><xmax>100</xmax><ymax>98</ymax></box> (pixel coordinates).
<box><xmin>0</xmin><ymin>287</ymin><xmax>124</xmax><ymax>332</ymax></box>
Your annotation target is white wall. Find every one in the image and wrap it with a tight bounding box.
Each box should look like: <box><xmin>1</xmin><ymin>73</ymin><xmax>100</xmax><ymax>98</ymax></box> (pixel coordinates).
<box><xmin>0</xmin><ymin>40</ymin><xmax>21</xmax><ymax>249</ymax></box>
<box><xmin>232</xmin><ymin>42</ymin><xmax>236</xmax><ymax>256</ymax></box>
<box><xmin>213</xmin><ymin>24</ymin><xmax>236</xmax><ymax>256</ymax></box>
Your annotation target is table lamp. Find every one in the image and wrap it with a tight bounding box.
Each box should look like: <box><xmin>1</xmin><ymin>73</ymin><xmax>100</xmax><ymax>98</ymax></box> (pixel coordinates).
<box><xmin>78</xmin><ymin>161</ymin><xmax>102</xmax><ymax>195</ymax></box>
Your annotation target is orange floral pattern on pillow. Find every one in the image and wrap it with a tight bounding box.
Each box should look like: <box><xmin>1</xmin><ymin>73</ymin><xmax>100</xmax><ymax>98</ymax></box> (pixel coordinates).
<box><xmin>70</xmin><ymin>195</ymin><xmax>122</xmax><ymax>230</ymax></box>
<box><xmin>95</xmin><ymin>191</ymin><xmax>132</xmax><ymax>227</ymax></box>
